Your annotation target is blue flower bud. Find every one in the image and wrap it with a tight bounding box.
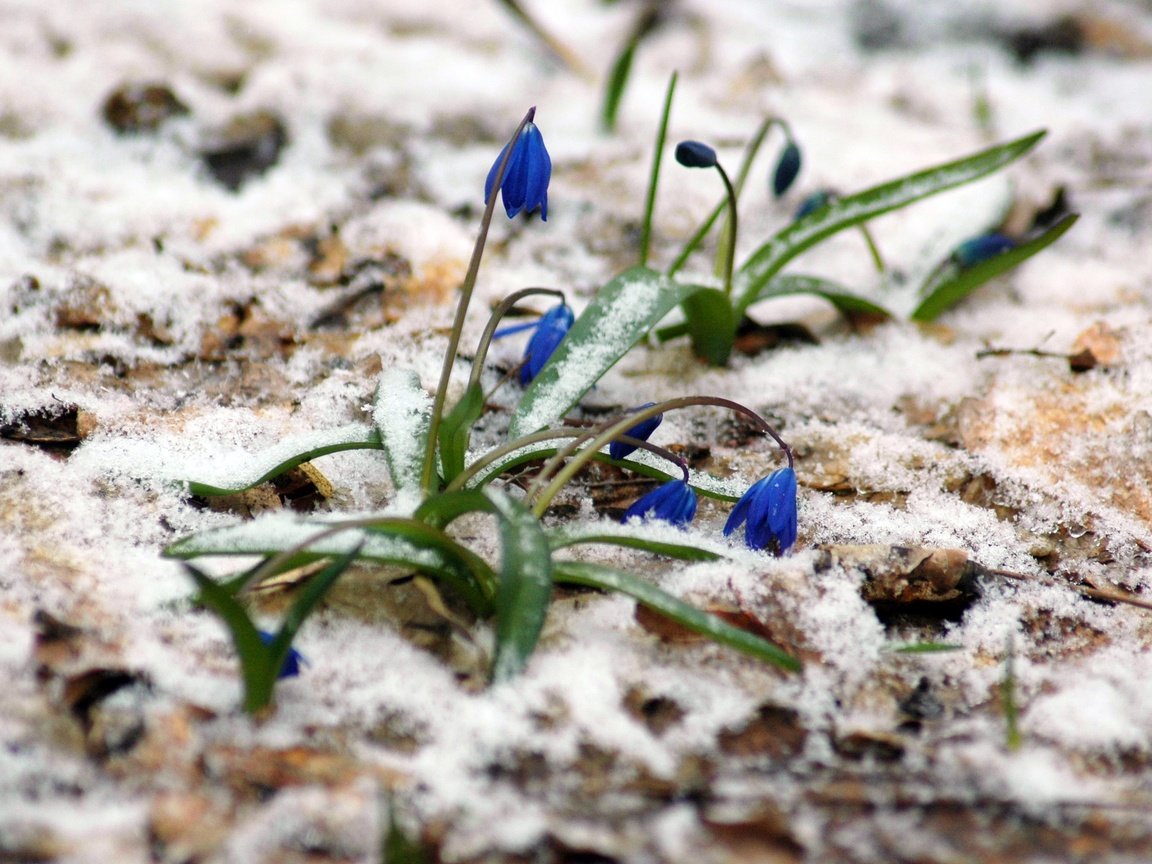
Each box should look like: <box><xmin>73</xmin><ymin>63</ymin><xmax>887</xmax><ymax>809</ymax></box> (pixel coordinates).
<box><xmin>608</xmin><ymin>403</ymin><xmax>663</xmax><ymax>461</ymax></box>
<box><xmin>485</xmin><ymin>113</ymin><xmax>552</xmax><ymax>220</ymax></box>
<box><xmin>258</xmin><ymin>630</ymin><xmax>306</xmax><ymax>679</ymax></box>
<box><xmin>520</xmin><ymin>302</ymin><xmax>574</xmax><ymax>384</ymax></box>
<box><xmin>622</xmin><ymin>479</ymin><xmax>698</xmax><ymax>527</ymax></box>
<box><xmin>952</xmin><ymin>233</ymin><xmax>1016</xmax><ymax>267</ymax></box>
<box><xmin>794</xmin><ymin>189</ymin><xmax>835</xmax><ymax>221</ymax></box>
<box><xmin>772</xmin><ymin>140</ymin><xmax>802</xmax><ymax>197</ymax></box>
<box><xmin>724</xmin><ymin>467</ymin><xmax>798</xmax><ymax>556</ymax></box>
<box><xmin>675</xmin><ymin>140</ymin><xmax>718</xmax><ymax>169</ymax></box>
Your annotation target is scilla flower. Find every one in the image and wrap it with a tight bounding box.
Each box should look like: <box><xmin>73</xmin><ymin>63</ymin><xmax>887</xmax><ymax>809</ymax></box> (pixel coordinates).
<box><xmin>258</xmin><ymin>630</ymin><xmax>306</xmax><ymax>679</ymax></box>
<box><xmin>608</xmin><ymin>403</ymin><xmax>663</xmax><ymax>461</ymax></box>
<box><xmin>952</xmin><ymin>233</ymin><xmax>1016</xmax><ymax>267</ymax></box>
<box><xmin>622</xmin><ymin>479</ymin><xmax>697</xmax><ymax>527</ymax></box>
<box><xmin>485</xmin><ymin>107</ymin><xmax>552</xmax><ymax>220</ymax></box>
<box><xmin>772</xmin><ymin>140</ymin><xmax>802</xmax><ymax>197</ymax></box>
<box><xmin>724</xmin><ymin>466</ymin><xmax>798</xmax><ymax>556</ymax></box>
<box><xmin>674</xmin><ymin>140</ymin><xmax>718</xmax><ymax>169</ymax></box>
<box><xmin>518</xmin><ymin>302</ymin><xmax>573</xmax><ymax>384</ymax></box>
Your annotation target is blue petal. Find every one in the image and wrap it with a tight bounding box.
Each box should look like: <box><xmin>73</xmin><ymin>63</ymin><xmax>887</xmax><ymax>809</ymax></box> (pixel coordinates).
<box><xmin>520</xmin><ymin>303</ymin><xmax>573</xmax><ymax>384</ymax></box>
<box><xmin>724</xmin><ymin>475</ymin><xmax>765</xmax><ymax>537</ymax></box>
<box><xmin>725</xmin><ymin>468</ymin><xmax>798</xmax><ymax>555</ymax></box>
<box><xmin>794</xmin><ymin>189</ymin><xmax>834</xmax><ymax>221</ymax></box>
<box><xmin>258</xmin><ymin>629</ymin><xmax>306</xmax><ymax>679</ymax></box>
<box><xmin>521</xmin><ymin>123</ymin><xmax>551</xmax><ymax>220</ymax></box>
<box><xmin>953</xmin><ymin>233</ymin><xmax>1016</xmax><ymax>267</ymax></box>
<box><xmin>622</xmin><ymin>480</ymin><xmax>698</xmax><ymax>526</ymax></box>
<box><xmin>608</xmin><ymin>404</ymin><xmax>663</xmax><ymax>461</ymax></box>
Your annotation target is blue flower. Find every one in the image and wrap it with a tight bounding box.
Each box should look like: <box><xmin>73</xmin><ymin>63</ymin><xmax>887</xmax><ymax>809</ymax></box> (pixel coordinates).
<box><xmin>794</xmin><ymin>189</ymin><xmax>835</xmax><ymax>221</ymax></box>
<box><xmin>675</xmin><ymin>140</ymin><xmax>718</xmax><ymax>169</ymax></box>
<box><xmin>608</xmin><ymin>403</ymin><xmax>663</xmax><ymax>461</ymax></box>
<box><xmin>519</xmin><ymin>302</ymin><xmax>574</xmax><ymax>384</ymax></box>
<box><xmin>258</xmin><ymin>630</ymin><xmax>306</xmax><ymax>679</ymax></box>
<box><xmin>622</xmin><ymin>479</ymin><xmax>697</xmax><ymax>527</ymax></box>
<box><xmin>724</xmin><ymin>467</ymin><xmax>798</xmax><ymax>555</ymax></box>
<box><xmin>485</xmin><ymin>111</ymin><xmax>552</xmax><ymax>220</ymax></box>
<box><xmin>772</xmin><ymin>140</ymin><xmax>802</xmax><ymax>197</ymax></box>
<box><xmin>952</xmin><ymin>233</ymin><xmax>1016</xmax><ymax>267</ymax></box>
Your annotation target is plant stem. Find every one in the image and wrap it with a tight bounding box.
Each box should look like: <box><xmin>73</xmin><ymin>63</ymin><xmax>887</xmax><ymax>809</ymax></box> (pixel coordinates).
<box><xmin>530</xmin><ymin>395</ymin><xmax>791</xmax><ymax>516</ymax></box>
<box><xmin>468</xmin><ymin>287</ymin><xmax>565</xmax><ymax>393</ymax></box>
<box><xmin>640</xmin><ymin>71</ymin><xmax>677</xmax><ymax>267</ymax></box>
<box><xmin>421</xmin><ymin>108</ymin><xmax>536</xmax><ymax>495</ymax></box>
<box><xmin>714</xmin><ymin>162</ymin><xmax>738</xmax><ymax>297</ymax></box>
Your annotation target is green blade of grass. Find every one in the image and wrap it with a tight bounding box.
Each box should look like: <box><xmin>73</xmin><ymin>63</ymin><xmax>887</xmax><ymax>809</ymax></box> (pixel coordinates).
<box><xmin>600</xmin><ymin>2</ymin><xmax>661</xmax><ymax>134</ymax></box>
<box><xmin>639</xmin><ymin>70</ymin><xmax>677</xmax><ymax>265</ymax></box>
<box><xmin>749</xmin><ymin>274</ymin><xmax>894</xmax><ymax>319</ymax></box>
<box><xmin>548</xmin><ymin>526</ymin><xmax>722</xmax><ymax>561</ymax></box>
<box><xmin>886</xmin><ymin>642</ymin><xmax>964</xmax><ymax>654</ymax></box>
<box><xmin>553</xmin><ymin>560</ymin><xmax>801</xmax><ymax>673</ymax></box>
<box><xmin>736</xmin><ymin>130</ymin><xmax>1047</xmax><ymax>315</ymax></box>
<box><xmin>509</xmin><ymin>266</ymin><xmax>701</xmax><ymax>436</ymax></box>
<box><xmin>910</xmin><ymin>213</ymin><xmax>1078</xmax><ymax>321</ymax></box>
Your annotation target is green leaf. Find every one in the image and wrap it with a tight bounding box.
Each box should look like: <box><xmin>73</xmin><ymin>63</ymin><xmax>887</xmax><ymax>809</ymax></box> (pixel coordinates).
<box><xmin>165</xmin><ymin>513</ymin><xmax>495</xmax><ymax>615</ymax></box>
<box><xmin>438</xmin><ymin>382</ymin><xmax>485</xmax><ymax>484</ymax></box>
<box><xmin>184</xmin><ymin>564</ymin><xmax>277</xmax><ymax>713</ymax></box>
<box><xmin>910</xmin><ymin>213</ymin><xmax>1078</xmax><ymax>321</ymax></box>
<box><xmin>185</xmin><ymin>425</ymin><xmax>382</xmax><ymax>497</ymax></box>
<box><xmin>886</xmin><ymin>642</ymin><xmax>964</xmax><ymax>654</ymax></box>
<box><xmin>639</xmin><ymin>71</ymin><xmax>677</xmax><ymax>266</ymax></box>
<box><xmin>681</xmin><ymin>286</ymin><xmax>735</xmax><ymax>366</ymax></box>
<box><xmin>548</xmin><ymin>525</ymin><xmax>723</xmax><ymax>561</ymax></box>
<box><xmin>487</xmin><ymin>490</ymin><xmax>554</xmax><ymax>683</ymax></box>
<box><xmin>266</xmin><ymin>543</ymin><xmax>362</xmax><ymax>691</ymax></box>
<box><xmin>553</xmin><ymin>560</ymin><xmax>801</xmax><ymax>673</ymax></box>
<box><xmin>750</xmin><ymin>274</ymin><xmax>894</xmax><ymax>319</ymax></box>
<box><xmin>373</xmin><ymin>368</ymin><xmax>432</xmax><ymax>496</ymax></box>
<box><xmin>601</xmin><ymin>44</ymin><xmax>636</xmax><ymax>134</ymax></box>
<box><xmin>510</xmin><ymin>267</ymin><xmax>702</xmax><ymax>436</ymax></box>
<box><xmin>736</xmin><ymin>131</ymin><xmax>1047</xmax><ymax>315</ymax></box>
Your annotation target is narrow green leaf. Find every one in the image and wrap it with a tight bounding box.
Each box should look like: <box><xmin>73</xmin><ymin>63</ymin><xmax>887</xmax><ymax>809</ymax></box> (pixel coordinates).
<box><xmin>639</xmin><ymin>70</ymin><xmax>677</xmax><ymax>266</ymax></box>
<box><xmin>165</xmin><ymin>514</ymin><xmax>495</xmax><ymax>615</ymax></box>
<box><xmin>438</xmin><ymin>382</ymin><xmax>485</xmax><ymax>484</ymax></box>
<box><xmin>373</xmin><ymin>368</ymin><xmax>432</xmax><ymax>496</ymax></box>
<box><xmin>681</xmin><ymin>286</ymin><xmax>735</xmax><ymax>366</ymax></box>
<box><xmin>488</xmin><ymin>490</ymin><xmax>554</xmax><ymax>683</ymax></box>
<box><xmin>509</xmin><ymin>267</ymin><xmax>702</xmax><ymax>436</ymax></box>
<box><xmin>601</xmin><ymin>44</ymin><xmax>636</xmax><ymax>133</ymax></box>
<box><xmin>737</xmin><ymin>131</ymin><xmax>1047</xmax><ymax>315</ymax></box>
<box><xmin>553</xmin><ymin>560</ymin><xmax>801</xmax><ymax>673</ymax></box>
<box><xmin>268</xmin><ymin>543</ymin><xmax>362</xmax><ymax>684</ymax></box>
<box><xmin>185</xmin><ymin>425</ymin><xmax>382</xmax><ymax>497</ymax></box>
<box><xmin>548</xmin><ymin>527</ymin><xmax>722</xmax><ymax>561</ymax></box>
<box><xmin>910</xmin><ymin>213</ymin><xmax>1078</xmax><ymax>321</ymax></box>
<box><xmin>184</xmin><ymin>564</ymin><xmax>277</xmax><ymax>713</ymax></box>
<box><xmin>886</xmin><ymin>642</ymin><xmax>964</xmax><ymax>654</ymax></box>
<box><xmin>749</xmin><ymin>274</ymin><xmax>894</xmax><ymax>319</ymax></box>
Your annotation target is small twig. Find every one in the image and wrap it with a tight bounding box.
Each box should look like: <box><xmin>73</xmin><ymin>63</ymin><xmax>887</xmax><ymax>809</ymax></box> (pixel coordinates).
<box><xmin>988</xmin><ymin>567</ymin><xmax>1152</xmax><ymax>612</ymax></box>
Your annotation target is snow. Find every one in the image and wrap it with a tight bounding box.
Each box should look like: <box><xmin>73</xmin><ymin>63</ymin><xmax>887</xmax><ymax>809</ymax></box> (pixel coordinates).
<box><xmin>5</xmin><ymin>0</ymin><xmax>1152</xmax><ymax>860</ymax></box>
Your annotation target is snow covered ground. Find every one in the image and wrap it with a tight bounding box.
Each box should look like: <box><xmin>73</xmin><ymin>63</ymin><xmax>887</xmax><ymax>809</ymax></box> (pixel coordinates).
<box><xmin>3</xmin><ymin>1</ymin><xmax>1152</xmax><ymax>861</ymax></box>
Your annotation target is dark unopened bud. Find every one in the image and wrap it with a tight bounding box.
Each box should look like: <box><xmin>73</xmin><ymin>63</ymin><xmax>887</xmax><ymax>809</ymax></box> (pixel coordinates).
<box><xmin>772</xmin><ymin>140</ymin><xmax>802</xmax><ymax>196</ymax></box>
<box><xmin>675</xmin><ymin>140</ymin><xmax>718</xmax><ymax>169</ymax></box>
<box><xmin>794</xmin><ymin>188</ymin><xmax>836</xmax><ymax>221</ymax></box>
<box><xmin>952</xmin><ymin>233</ymin><xmax>1017</xmax><ymax>267</ymax></box>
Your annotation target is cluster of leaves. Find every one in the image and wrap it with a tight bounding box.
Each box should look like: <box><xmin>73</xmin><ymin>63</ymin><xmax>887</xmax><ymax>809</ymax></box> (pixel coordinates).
<box><xmin>168</xmin><ymin>85</ymin><xmax>1071</xmax><ymax>713</ymax></box>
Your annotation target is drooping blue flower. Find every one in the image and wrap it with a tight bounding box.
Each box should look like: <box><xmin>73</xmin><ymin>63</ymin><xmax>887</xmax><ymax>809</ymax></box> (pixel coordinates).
<box><xmin>519</xmin><ymin>302</ymin><xmax>574</xmax><ymax>384</ymax></box>
<box><xmin>772</xmin><ymin>140</ymin><xmax>802</xmax><ymax>197</ymax></box>
<box><xmin>258</xmin><ymin>630</ymin><xmax>306</xmax><ymax>679</ymax></box>
<box><xmin>724</xmin><ymin>466</ymin><xmax>798</xmax><ymax>556</ymax></box>
<box><xmin>485</xmin><ymin>111</ymin><xmax>552</xmax><ymax>220</ymax></box>
<box><xmin>952</xmin><ymin>233</ymin><xmax>1017</xmax><ymax>267</ymax></box>
<box><xmin>608</xmin><ymin>403</ymin><xmax>663</xmax><ymax>461</ymax></box>
<box><xmin>622</xmin><ymin>479</ymin><xmax>698</xmax><ymax>527</ymax></box>
<box><xmin>675</xmin><ymin>140</ymin><xmax>718</xmax><ymax>169</ymax></box>
<box><xmin>794</xmin><ymin>188</ymin><xmax>835</xmax><ymax>221</ymax></box>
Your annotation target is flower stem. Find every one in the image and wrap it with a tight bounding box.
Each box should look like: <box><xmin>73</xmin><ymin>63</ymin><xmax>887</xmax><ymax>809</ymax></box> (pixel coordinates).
<box><xmin>421</xmin><ymin>108</ymin><xmax>536</xmax><ymax>494</ymax></box>
<box><xmin>530</xmin><ymin>396</ymin><xmax>791</xmax><ymax>517</ymax></box>
<box><xmin>467</xmin><ymin>287</ymin><xmax>565</xmax><ymax>394</ymax></box>
<box><xmin>713</xmin><ymin>162</ymin><xmax>739</xmax><ymax>297</ymax></box>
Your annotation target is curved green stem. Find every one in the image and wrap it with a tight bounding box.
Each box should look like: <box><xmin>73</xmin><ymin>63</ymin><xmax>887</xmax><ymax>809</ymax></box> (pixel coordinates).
<box><xmin>714</xmin><ymin>162</ymin><xmax>738</xmax><ymax>297</ymax></box>
<box><xmin>640</xmin><ymin>71</ymin><xmax>677</xmax><ymax>267</ymax></box>
<box><xmin>421</xmin><ymin>108</ymin><xmax>536</xmax><ymax>494</ymax></box>
<box><xmin>468</xmin><ymin>287</ymin><xmax>565</xmax><ymax>393</ymax></box>
<box><xmin>530</xmin><ymin>396</ymin><xmax>792</xmax><ymax>517</ymax></box>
